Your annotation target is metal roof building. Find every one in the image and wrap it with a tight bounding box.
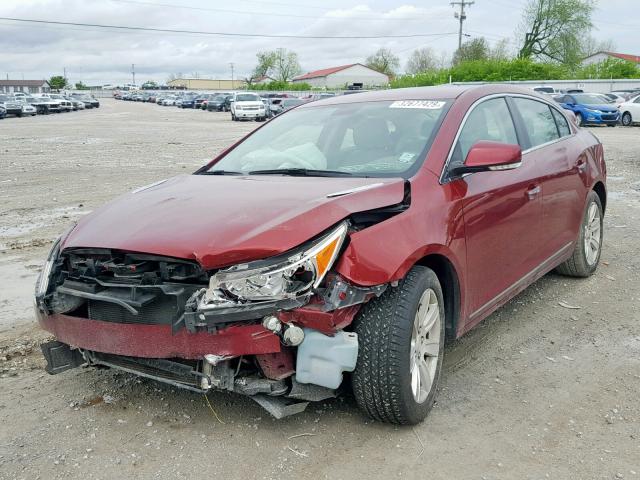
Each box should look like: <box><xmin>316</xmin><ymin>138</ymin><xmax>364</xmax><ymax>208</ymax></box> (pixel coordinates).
<box><xmin>0</xmin><ymin>79</ymin><xmax>51</xmax><ymax>94</ymax></box>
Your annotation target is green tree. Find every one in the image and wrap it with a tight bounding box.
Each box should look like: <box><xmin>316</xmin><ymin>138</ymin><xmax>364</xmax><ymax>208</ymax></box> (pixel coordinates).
<box><xmin>453</xmin><ymin>38</ymin><xmax>490</xmax><ymax>65</ymax></box>
<box><xmin>365</xmin><ymin>48</ymin><xmax>400</xmax><ymax>76</ymax></box>
<box><xmin>252</xmin><ymin>49</ymin><xmax>301</xmax><ymax>83</ymax></box>
<box><xmin>49</xmin><ymin>75</ymin><xmax>67</xmax><ymax>90</ymax></box>
<box><xmin>518</xmin><ymin>0</ymin><xmax>595</xmax><ymax>65</ymax></box>
<box><xmin>74</xmin><ymin>81</ymin><xmax>89</xmax><ymax>90</ymax></box>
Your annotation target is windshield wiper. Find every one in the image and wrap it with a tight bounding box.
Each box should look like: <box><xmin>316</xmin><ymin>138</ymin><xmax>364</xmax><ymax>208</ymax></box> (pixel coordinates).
<box><xmin>248</xmin><ymin>168</ymin><xmax>356</xmax><ymax>177</ymax></box>
<box><xmin>200</xmin><ymin>170</ymin><xmax>244</xmax><ymax>175</ymax></box>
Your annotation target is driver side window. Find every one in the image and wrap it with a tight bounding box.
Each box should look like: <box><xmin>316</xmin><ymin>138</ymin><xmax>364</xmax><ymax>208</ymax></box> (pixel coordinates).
<box><xmin>450</xmin><ymin>98</ymin><xmax>518</xmax><ymax>168</ymax></box>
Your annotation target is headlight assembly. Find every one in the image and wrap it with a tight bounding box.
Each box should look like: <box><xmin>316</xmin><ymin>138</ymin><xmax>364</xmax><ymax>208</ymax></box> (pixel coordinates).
<box><xmin>35</xmin><ymin>236</ymin><xmax>62</xmax><ymax>311</ymax></box>
<box><xmin>204</xmin><ymin>222</ymin><xmax>348</xmax><ymax>303</ymax></box>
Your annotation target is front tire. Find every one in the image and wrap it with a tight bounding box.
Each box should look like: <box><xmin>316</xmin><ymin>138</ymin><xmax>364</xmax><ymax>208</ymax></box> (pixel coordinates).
<box><xmin>352</xmin><ymin>266</ymin><xmax>445</xmax><ymax>425</ymax></box>
<box><xmin>556</xmin><ymin>191</ymin><xmax>603</xmax><ymax>277</ymax></box>
<box><xmin>622</xmin><ymin>112</ymin><xmax>632</xmax><ymax>126</ymax></box>
<box><xmin>575</xmin><ymin>112</ymin><xmax>584</xmax><ymax>127</ymax></box>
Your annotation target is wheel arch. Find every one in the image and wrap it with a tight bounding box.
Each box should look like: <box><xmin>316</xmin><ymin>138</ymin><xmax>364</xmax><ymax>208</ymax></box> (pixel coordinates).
<box><xmin>414</xmin><ymin>253</ymin><xmax>461</xmax><ymax>341</ymax></box>
<box><xmin>592</xmin><ymin>181</ymin><xmax>607</xmax><ymax>214</ymax></box>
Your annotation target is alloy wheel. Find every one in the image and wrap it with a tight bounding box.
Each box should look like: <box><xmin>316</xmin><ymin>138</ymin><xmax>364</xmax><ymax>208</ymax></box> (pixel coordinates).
<box><xmin>584</xmin><ymin>202</ymin><xmax>601</xmax><ymax>266</ymax></box>
<box><xmin>409</xmin><ymin>288</ymin><xmax>441</xmax><ymax>404</ymax></box>
<box><xmin>576</xmin><ymin>113</ymin><xmax>583</xmax><ymax>127</ymax></box>
<box><xmin>622</xmin><ymin>112</ymin><xmax>632</xmax><ymax>126</ymax></box>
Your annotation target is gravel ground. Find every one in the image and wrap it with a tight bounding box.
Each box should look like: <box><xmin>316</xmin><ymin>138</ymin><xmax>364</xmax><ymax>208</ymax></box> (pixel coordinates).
<box><xmin>0</xmin><ymin>100</ymin><xmax>639</xmax><ymax>480</ymax></box>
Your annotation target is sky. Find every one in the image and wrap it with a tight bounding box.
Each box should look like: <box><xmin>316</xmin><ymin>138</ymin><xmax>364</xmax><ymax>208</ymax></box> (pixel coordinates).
<box><xmin>0</xmin><ymin>0</ymin><xmax>637</xmax><ymax>86</ymax></box>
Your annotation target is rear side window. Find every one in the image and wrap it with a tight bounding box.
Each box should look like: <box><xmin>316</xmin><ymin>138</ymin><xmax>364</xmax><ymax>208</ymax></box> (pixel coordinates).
<box><xmin>451</xmin><ymin>97</ymin><xmax>518</xmax><ymax>167</ymax></box>
<box><xmin>513</xmin><ymin>98</ymin><xmax>559</xmax><ymax>148</ymax></box>
<box><xmin>550</xmin><ymin>108</ymin><xmax>571</xmax><ymax>137</ymax></box>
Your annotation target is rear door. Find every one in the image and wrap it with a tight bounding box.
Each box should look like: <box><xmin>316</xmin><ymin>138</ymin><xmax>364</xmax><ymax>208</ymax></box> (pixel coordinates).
<box><xmin>510</xmin><ymin>97</ymin><xmax>585</xmax><ymax>256</ymax></box>
<box><xmin>446</xmin><ymin>97</ymin><xmax>544</xmax><ymax>324</ymax></box>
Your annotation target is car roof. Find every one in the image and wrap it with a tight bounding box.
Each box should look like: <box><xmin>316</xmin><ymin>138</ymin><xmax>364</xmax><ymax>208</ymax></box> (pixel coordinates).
<box><xmin>297</xmin><ymin>84</ymin><xmax>551</xmax><ymax>108</ymax></box>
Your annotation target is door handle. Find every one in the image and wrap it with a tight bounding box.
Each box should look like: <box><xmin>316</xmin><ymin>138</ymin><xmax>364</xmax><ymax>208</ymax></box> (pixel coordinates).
<box><xmin>526</xmin><ymin>185</ymin><xmax>541</xmax><ymax>200</ymax></box>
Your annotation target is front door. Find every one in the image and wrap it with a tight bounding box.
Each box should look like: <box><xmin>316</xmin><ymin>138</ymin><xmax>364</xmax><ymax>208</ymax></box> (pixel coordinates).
<box><xmin>446</xmin><ymin>97</ymin><xmax>543</xmax><ymax>327</ymax></box>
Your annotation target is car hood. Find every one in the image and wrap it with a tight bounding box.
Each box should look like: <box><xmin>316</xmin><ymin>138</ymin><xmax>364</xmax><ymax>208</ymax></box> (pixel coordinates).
<box><xmin>582</xmin><ymin>104</ymin><xmax>618</xmax><ymax>112</ymax></box>
<box><xmin>63</xmin><ymin>174</ymin><xmax>406</xmax><ymax>270</ymax></box>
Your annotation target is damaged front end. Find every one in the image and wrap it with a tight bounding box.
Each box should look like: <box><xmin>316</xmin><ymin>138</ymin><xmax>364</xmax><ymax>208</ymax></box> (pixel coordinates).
<box><xmin>37</xmin><ymin>221</ymin><xmax>387</xmax><ymax>418</ymax></box>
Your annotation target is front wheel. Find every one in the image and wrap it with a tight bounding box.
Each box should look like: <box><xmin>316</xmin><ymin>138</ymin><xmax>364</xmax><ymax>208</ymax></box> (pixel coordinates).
<box><xmin>575</xmin><ymin>112</ymin><xmax>584</xmax><ymax>127</ymax></box>
<box><xmin>622</xmin><ymin>112</ymin><xmax>632</xmax><ymax>126</ymax></box>
<box><xmin>556</xmin><ymin>190</ymin><xmax>603</xmax><ymax>277</ymax></box>
<box><xmin>352</xmin><ymin>266</ymin><xmax>445</xmax><ymax>425</ymax></box>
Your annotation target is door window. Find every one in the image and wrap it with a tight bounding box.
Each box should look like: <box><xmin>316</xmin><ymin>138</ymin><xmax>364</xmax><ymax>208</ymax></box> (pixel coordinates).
<box><xmin>513</xmin><ymin>98</ymin><xmax>560</xmax><ymax>148</ymax></box>
<box><xmin>550</xmin><ymin>108</ymin><xmax>571</xmax><ymax>137</ymax></box>
<box><xmin>450</xmin><ymin>97</ymin><xmax>518</xmax><ymax>168</ymax></box>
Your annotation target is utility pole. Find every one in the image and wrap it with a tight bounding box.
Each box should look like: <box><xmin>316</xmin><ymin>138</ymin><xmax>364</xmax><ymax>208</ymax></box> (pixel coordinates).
<box><xmin>229</xmin><ymin>62</ymin><xmax>235</xmax><ymax>87</ymax></box>
<box><xmin>131</xmin><ymin>63</ymin><xmax>136</xmax><ymax>86</ymax></box>
<box><xmin>451</xmin><ymin>1</ymin><xmax>474</xmax><ymax>50</ymax></box>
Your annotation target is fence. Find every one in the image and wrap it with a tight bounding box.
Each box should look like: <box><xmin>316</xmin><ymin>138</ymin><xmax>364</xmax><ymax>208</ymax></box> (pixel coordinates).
<box><xmin>76</xmin><ymin>77</ymin><xmax>640</xmax><ymax>99</ymax></box>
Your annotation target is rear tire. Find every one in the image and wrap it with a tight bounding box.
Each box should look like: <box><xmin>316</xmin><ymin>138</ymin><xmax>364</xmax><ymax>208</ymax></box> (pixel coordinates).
<box><xmin>622</xmin><ymin>112</ymin><xmax>632</xmax><ymax>126</ymax></box>
<box><xmin>556</xmin><ymin>191</ymin><xmax>603</xmax><ymax>277</ymax></box>
<box><xmin>352</xmin><ymin>266</ymin><xmax>445</xmax><ymax>425</ymax></box>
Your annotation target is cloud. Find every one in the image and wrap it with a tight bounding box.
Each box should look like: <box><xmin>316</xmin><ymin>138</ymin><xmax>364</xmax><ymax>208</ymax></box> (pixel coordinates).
<box><xmin>0</xmin><ymin>0</ymin><xmax>636</xmax><ymax>85</ymax></box>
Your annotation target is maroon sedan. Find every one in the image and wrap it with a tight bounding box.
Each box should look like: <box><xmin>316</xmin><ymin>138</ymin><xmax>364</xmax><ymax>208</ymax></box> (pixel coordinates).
<box><xmin>36</xmin><ymin>85</ymin><xmax>606</xmax><ymax>424</ymax></box>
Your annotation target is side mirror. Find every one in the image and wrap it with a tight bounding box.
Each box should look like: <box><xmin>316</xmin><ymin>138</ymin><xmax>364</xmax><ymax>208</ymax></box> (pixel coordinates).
<box><xmin>452</xmin><ymin>141</ymin><xmax>522</xmax><ymax>176</ymax></box>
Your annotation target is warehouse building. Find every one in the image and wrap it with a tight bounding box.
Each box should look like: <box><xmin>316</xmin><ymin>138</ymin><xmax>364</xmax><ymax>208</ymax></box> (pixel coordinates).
<box><xmin>582</xmin><ymin>51</ymin><xmax>640</xmax><ymax>66</ymax></box>
<box><xmin>166</xmin><ymin>78</ymin><xmax>245</xmax><ymax>90</ymax></box>
<box><xmin>0</xmin><ymin>79</ymin><xmax>51</xmax><ymax>94</ymax></box>
<box><xmin>292</xmin><ymin>64</ymin><xmax>389</xmax><ymax>89</ymax></box>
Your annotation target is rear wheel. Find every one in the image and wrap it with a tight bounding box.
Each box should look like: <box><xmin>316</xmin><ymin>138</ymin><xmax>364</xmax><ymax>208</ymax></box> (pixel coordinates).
<box><xmin>556</xmin><ymin>191</ymin><xmax>603</xmax><ymax>277</ymax></box>
<box><xmin>622</xmin><ymin>112</ymin><xmax>633</xmax><ymax>126</ymax></box>
<box><xmin>352</xmin><ymin>266</ymin><xmax>445</xmax><ymax>425</ymax></box>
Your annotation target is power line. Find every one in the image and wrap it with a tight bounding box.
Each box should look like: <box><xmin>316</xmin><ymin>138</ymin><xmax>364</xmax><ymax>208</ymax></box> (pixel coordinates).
<box><xmin>108</xmin><ymin>0</ymin><xmax>435</xmax><ymax>22</ymax></box>
<box><xmin>0</xmin><ymin>17</ymin><xmax>458</xmax><ymax>39</ymax></box>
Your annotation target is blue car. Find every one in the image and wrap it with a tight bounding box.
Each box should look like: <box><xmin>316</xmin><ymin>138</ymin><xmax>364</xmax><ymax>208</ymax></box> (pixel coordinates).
<box><xmin>554</xmin><ymin>93</ymin><xmax>619</xmax><ymax>127</ymax></box>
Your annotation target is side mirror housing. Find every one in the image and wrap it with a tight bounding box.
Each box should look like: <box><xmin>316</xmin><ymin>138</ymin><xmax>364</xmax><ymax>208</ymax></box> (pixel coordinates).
<box><xmin>452</xmin><ymin>141</ymin><xmax>522</xmax><ymax>176</ymax></box>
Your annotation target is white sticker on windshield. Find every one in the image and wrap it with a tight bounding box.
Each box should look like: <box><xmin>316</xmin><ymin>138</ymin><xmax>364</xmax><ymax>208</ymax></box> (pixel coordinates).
<box><xmin>389</xmin><ymin>100</ymin><xmax>446</xmax><ymax>110</ymax></box>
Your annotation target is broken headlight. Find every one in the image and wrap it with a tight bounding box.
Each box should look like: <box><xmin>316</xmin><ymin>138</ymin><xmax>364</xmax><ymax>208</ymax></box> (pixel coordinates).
<box><xmin>205</xmin><ymin>222</ymin><xmax>348</xmax><ymax>303</ymax></box>
<box><xmin>35</xmin><ymin>236</ymin><xmax>62</xmax><ymax>311</ymax></box>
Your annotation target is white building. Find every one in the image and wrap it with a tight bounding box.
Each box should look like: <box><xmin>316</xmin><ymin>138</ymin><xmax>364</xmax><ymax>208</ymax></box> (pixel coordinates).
<box><xmin>0</xmin><ymin>79</ymin><xmax>51</xmax><ymax>94</ymax></box>
<box><xmin>582</xmin><ymin>51</ymin><xmax>640</xmax><ymax>66</ymax></box>
<box><xmin>292</xmin><ymin>63</ymin><xmax>389</xmax><ymax>89</ymax></box>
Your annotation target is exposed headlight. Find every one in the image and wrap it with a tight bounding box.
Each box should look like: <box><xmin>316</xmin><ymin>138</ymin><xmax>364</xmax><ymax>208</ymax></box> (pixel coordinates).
<box><xmin>35</xmin><ymin>236</ymin><xmax>62</xmax><ymax>310</ymax></box>
<box><xmin>205</xmin><ymin>222</ymin><xmax>348</xmax><ymax>302</ymax></box>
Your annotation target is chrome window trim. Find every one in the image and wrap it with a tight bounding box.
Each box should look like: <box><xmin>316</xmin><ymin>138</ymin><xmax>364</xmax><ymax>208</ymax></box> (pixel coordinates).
<box><xmin>440</xmin><ymin>92</ymin><xmax>576</xmax><ymax>184</ymax></box>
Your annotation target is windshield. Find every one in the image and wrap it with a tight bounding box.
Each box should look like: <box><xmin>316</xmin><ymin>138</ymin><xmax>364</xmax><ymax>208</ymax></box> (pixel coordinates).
<box><xmin>0</xmin><ymin>95</ymin><xmax>10</xmax><ymax>102</ymax></box>
<box><xmin>207</xmin><ymin>99</ymin><xmax>451</xmax><ymax>178</ymax></box>
<box><xmin>573</xmin><ymin>94</ymin><xmax>609</xmax><ymax>105</ymax></box>
<box><xmin>236</xmin><ymin>94</ymin><xmax>260</xmax><ymax>102</ymax></box>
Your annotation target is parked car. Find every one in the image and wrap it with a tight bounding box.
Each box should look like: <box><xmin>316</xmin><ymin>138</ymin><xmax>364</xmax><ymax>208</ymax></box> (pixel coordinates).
<box><xmin>619</xmin><ymin>94</ymin><xmax>640</xmax><ymax>126</ymax></box>
<box><xmin>532</xmin><ymin>86</ymin><xmax>556</xmax><ymax>95</ymax></box>
<box><xmin>17</xmin><ymin>99</ymin><xmax>37</xmax><ymax>116</ymax></box>
<box><xmin>195</xmin><ymin>94</ymin><xmax>214</xmax><ymax>110</ymax></box>
<box><xmin>272</xmin><ymin>98</ymin><xmax>307</xmax><ymax>115</ymax></box>
<box><xmin>37</xmin><ymin>85</ymin><xmax>607</xmax><ymax>425</ymax></box>
<box><xmin>601</xmin><ymin>93</ymin><xmax>627</xmax><ymax>106</ymax></box>
<box><xmin>48</xmin><ymin>94</ymin><xmax>74</xmax><ymax>112</ymax></box>
<box><xmin>206</xmin><ymin>94</ymin><xmax>231</xmax><ymax>112</ymax></box>
<box><xmin>30</xmin><ymin>95</ymin><xmax>62</xmax><ymax>113</ymax></box>
<box><xmin>230</xmin><ymin>92</ymin><xmax>266</xmax><ymax>121</ymax></box>
<box><xmin>554</xmin><ymin>93</ymin><xmax>620</xmax><ymax>126</ymax></box>
<box><xmin>0</xmin><ymin>105</ymin><xmax>6</xmax><ymax>119</ymax></box>
<box><xmin>70</xmin><ymin>93</ymin><xmax>100</xmax><ymax>108</ymax></box>
<box><xmin>179</xmin><ymin>95</ymin><xmax>199</xmax><ymax>108</ymax></box>
<box><xmin>0</xmin><ymin>94</ymin><xmax>24</xmax><ymax>116</ymax></box>
<box><xmin>65</xmin><ymin>97</ymin><xmax>86</xmax><ymax>111</ymax></box>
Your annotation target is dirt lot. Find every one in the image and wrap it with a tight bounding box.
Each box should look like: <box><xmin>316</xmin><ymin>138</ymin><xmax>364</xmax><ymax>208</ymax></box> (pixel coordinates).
<box><xmin>1</xmin><ymin>99</ymin><xmax>639</xmax><ymax>480</ymax></box>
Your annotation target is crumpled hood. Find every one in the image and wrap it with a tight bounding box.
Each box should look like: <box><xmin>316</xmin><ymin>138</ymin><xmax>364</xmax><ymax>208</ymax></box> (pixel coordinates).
<box><xmin>63</xmin><ymin>174</ymin><xmax>406</xmax><ymax>269</ymax></box>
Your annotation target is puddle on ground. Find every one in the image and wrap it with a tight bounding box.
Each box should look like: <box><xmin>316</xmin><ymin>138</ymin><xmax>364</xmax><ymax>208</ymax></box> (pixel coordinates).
<box><xmin>0</xmin><ymin>258</ymin><xmax>38</xmax><ymax>329</ymax></box>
